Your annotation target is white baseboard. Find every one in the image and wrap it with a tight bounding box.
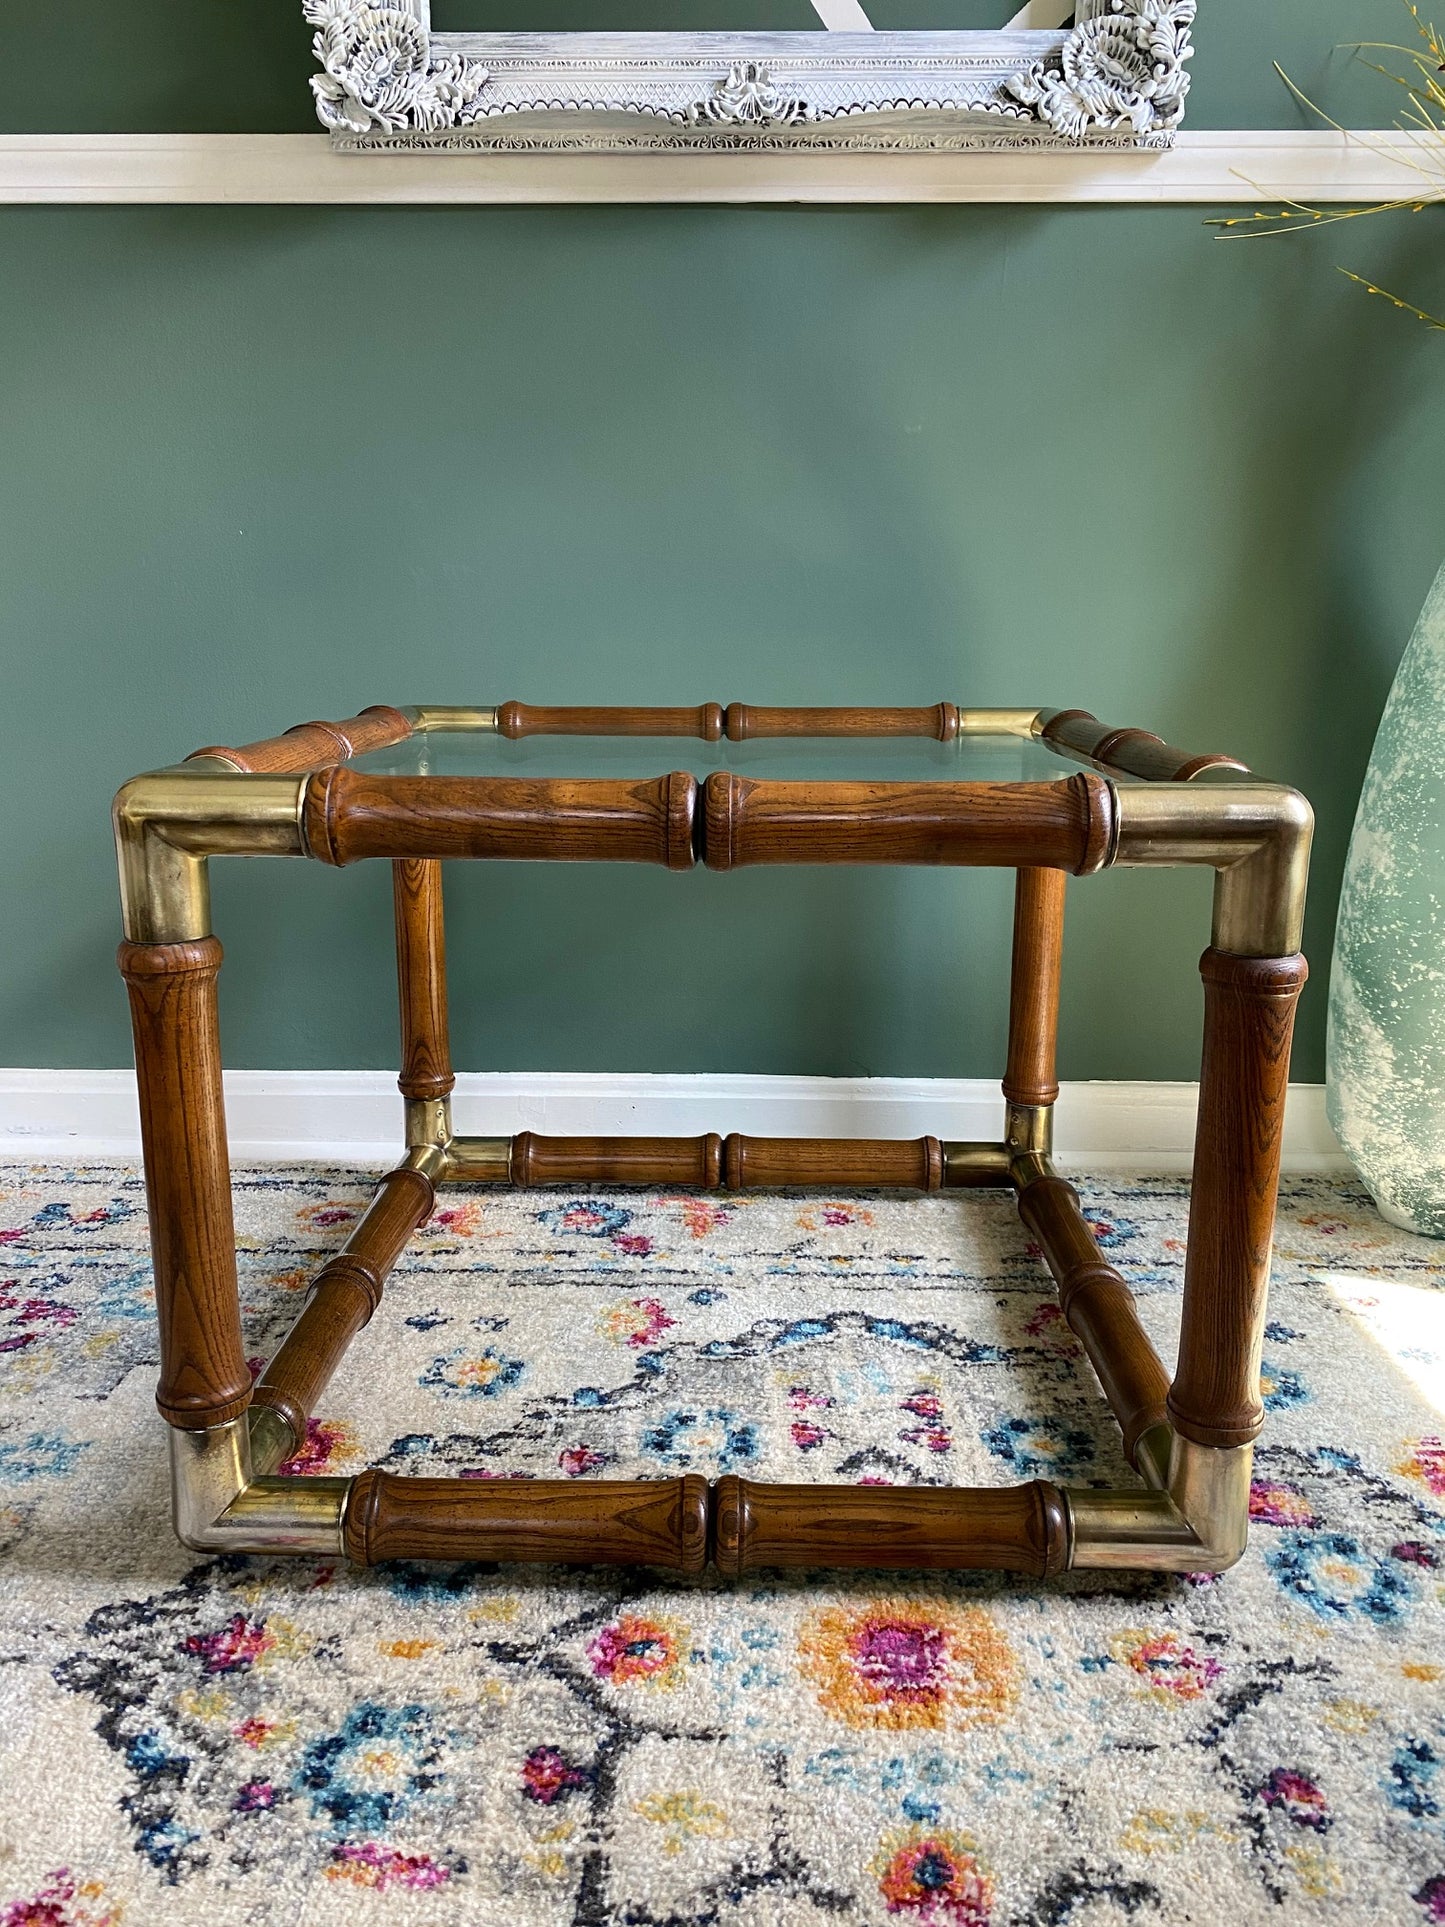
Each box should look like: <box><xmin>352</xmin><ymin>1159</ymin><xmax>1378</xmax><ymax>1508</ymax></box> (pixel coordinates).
<box><xmin>0</xmin><ymin>131</ymin><xmax>1424</xmax><ymax>206</ymax></box>
<box><xmin>0</xmin><ymin>1070</ymin><xmax>1348</xmax><ymax>1174</ymax></box>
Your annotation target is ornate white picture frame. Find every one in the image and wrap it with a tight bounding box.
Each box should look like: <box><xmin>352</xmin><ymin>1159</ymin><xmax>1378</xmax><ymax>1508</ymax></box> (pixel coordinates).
<box><xmin>302</xmin><ymin>1</ymin><xmax>1195</xmax><ymax>153</ymax></box>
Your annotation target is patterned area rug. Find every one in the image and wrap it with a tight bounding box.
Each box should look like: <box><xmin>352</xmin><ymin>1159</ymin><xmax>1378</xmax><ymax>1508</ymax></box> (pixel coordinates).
<box><xmin>1</xmin><ymin>1164</ymin><xmax>1443</xmax><ymax>1927</ymax></box>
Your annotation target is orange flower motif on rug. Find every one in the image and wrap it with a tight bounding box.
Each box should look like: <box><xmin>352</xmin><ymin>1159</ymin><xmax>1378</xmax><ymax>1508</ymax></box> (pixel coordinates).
<box><xmin>872</xmin><ymin>1828</ymin><xmax>994</xmax><ymax>1923</ymax></box>
<box><xmin>798</xmin><ymin>1600</ymin><xmax>1018</xmax><ymax>1730</ymax></box>
<box><xmin>1397</xmin><ymin>1436</ymin><xmax>1445</xmax><ymax>1498</ymax></box>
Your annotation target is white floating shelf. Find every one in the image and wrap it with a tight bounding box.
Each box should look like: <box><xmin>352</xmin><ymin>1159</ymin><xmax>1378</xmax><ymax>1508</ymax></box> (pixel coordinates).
<box><xmin>0</xmin><ymin>129</ymin><xmax>1428</xmax><ymax>205</ymax></box>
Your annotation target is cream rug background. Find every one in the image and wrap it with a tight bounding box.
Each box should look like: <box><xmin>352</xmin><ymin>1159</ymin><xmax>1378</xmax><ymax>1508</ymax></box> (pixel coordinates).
<box><xmin>1</xmin><ymin>1163</ymin><xmax>1442</xmax><ymax>1926</ymax></box>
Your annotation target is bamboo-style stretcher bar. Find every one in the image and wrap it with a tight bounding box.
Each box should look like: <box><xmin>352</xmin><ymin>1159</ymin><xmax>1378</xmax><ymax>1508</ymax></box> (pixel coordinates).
<box><xmin>120</xmin><ymin>701</ymin><xmax>1311</xmax><ymax>1579</ymax></box>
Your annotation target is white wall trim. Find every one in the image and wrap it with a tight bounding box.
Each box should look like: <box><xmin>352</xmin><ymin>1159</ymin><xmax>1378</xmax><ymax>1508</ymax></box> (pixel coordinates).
<box><xmin>0</xmin><ymin>1070</ymin><xmax>1348</xmax><ymax>1174</ymax></box>
<box><xmin>0</xmin><ymin>130</ymin><xmax>1426</xmax><ymax>205</ymax></box>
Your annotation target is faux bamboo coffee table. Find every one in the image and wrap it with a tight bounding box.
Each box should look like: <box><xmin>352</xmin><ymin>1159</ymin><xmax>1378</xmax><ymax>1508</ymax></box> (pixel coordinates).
<box><xmin>114</xmin><ymin>702</ymin><xmax>1311</xmax><ymax>1581</ymax></box>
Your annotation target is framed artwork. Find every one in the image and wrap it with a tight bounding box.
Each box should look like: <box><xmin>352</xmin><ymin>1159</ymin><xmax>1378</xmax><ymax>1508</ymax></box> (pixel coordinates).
<box><xmin>302</xmin><ymin>1</ymin><xmax>1195</xmax><ymax>152</ymax></box>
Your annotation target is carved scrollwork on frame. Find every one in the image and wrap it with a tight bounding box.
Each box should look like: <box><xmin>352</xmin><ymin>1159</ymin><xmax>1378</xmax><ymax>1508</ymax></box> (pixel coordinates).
<box><xmin>692</xmin><ymin>62</ymin><xmax>814</xmax><ymax>129</ymax></box>
<box><xmin>303</xmin><ymin>1</ymin><xmax>491</xmax><ymax>135</ymax></box>
<box><xmin>1008</xmin><ymin>0</ymin><xmax>1195</xmax><ymax>143</ymax></box>
<box><xmin>302</xmin><ymin>1</ymin><xmax>1196</xmax><ymax>153</ymax></box>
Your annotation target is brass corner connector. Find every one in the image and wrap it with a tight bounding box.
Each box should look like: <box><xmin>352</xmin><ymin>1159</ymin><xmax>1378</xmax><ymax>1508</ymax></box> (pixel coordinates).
<box><xmin>404</xmin><ymin>1096</ymin><xmax>452</xmax><ymax>1152</ymax></box>
<box><xmin>1066</xmin><ymin>1429</ymin><xmax>1253</xmax><ymax>1573</ymax></box>
<box><xmin>168</xmin><ymin>1417</ymin><xmax>349</xmax><ymax>1557</ymax></box>
<box><xmin>114</xmin><ymin>765</ymin><xmax>309</xmax><ymax>943</ymax></box>
<box><xmin>1110</xmin><ymin>781</ymin><xmax>1314</xmax><ymax>957</ymax></box>
<box><xmin>1004</xmin><ymin>1101</ymin><xmax>1053</xmax><ymax>1186</ymax></box>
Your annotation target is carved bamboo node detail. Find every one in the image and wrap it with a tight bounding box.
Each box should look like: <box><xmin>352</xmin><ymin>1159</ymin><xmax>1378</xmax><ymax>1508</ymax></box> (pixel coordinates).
<box><xmin>500</xmin><ymin>1133</ymin><xmax>946</xmax><ymax>1191</ymax></box>
<box><xmin>302</xmin><ymin>768</ymin><xmax>699</xmax><ymax>867</ymax></box>
<box><xmin>188</xmin><ymin>705</ymin><xmax>411</xmax><ymax>773</ymax></box>
<box><xmin>700</xmin><ymin>771</ymin><xmax>1114</xmax><ymax>873</ymax></box>
<box><xmin>1042</xmin><ymin>709</ymin><xmax>1248</xmax><ymax>785</ymax></box>
<box><xmin>117</xmin><ymin>936</ymin><xmax>223</xmax><ymax>982</ymax></box>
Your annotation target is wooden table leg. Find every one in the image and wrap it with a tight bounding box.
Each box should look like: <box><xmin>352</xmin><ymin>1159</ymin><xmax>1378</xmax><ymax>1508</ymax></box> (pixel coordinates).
<box><xmin>1168</xmin><ymin>948</ymin><xmax>1308</xmax><ymax>1449</ymax></box>
<box><xmin>394</xmin><ymin>858</ymin><xmax>455</xmax><ymax>1150</ymax></box>
<box><xmin>118</xmin><ymin>937</ymin><xmax>251</xmax><ymax>1429</ymax></box>
<box><xmin>1004</xmin><ymin>866</ymin><xmax>1066</xmax><ymax>1118</ymax></box>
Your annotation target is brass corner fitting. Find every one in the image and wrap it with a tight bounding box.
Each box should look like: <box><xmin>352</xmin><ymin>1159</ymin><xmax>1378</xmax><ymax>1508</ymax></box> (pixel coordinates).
<box><xmin>402</xmin><ymin>1097</ymin><xmax>512</xmax><ymax>1183</ymax></box>
<box><xmin>113</xmin><ymin>765</ymin><xmax>309</xmax><ymax>943</ymax></box>
<box><xmin>1066</xmin><ymin>1428</ymin><xmax>1252</xmax><ymax>1573</ymax></box>
<box><xmin>1111</xmin><ymin>781</ymin><xmax>1314</xmax><ymax>958</ymax></box>
<box><xmin>168</xmin><ymin>1417</ymin><xmax>349</xmax><ymax>1556</ymax></box>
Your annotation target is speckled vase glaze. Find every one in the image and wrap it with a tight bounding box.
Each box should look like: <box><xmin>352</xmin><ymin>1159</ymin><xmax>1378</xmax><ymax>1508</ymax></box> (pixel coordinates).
<box><xmin>1328</xmin><ymin>560</ymin><xmax>1445</xmax><ymax>1235</ymax></box>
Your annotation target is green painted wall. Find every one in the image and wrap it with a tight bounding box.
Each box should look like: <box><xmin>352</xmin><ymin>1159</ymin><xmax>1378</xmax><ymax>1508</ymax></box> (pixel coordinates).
<box><xmin>2</xmin><ymin>3</ymin><xmax>1442</xmax><ymax>1083</ymax></box>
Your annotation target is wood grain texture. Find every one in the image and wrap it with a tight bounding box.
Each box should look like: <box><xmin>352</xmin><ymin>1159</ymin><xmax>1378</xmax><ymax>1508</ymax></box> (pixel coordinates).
<box><xmin>343</xmin><ymin>1472</ymin><xmax>711</xmax><ymax>1572</ymax></box>
<box><xmin>1169</xmin><ymin>948</ymin><xmax>1308</xmax><ymax>1449</ymax></box>
<box><xmin>1003</xmin><ymin>867</ymin><xmax>1066</xmax><ymax>1108</ymax></box>
<box><xmin>303</xmin><ymin>768</ymin><xmax>698</xmax><ymax>868</ymax></box>
<box><xmin>1041</xmin><ymin>710</ymin><xmax>1247</xmax><ymax>783</ymax></box>
<box><xmin>502</xmin><ymin>1134</ymin><xmax>944</xmax><ymax>1190</ymax></box>
<box><xmin>510</xmin><ymin>1132</ymin><xmax>725</xmax><ymax>1188</ymax></box>
<box><xmin>250</xmin><ymin>1274</ymin><xmax>372</xmax><ymax>1448</ymax></box>
<box><xmin>117</xmin><ymin>937</ymin><xmax>251</xmax><ymax>1429</ymax></box>
<box><xmin>393</xmin><ymin>859</ymin><xmax>454</xmax><ymax>1101</ymax></box>
<box><xmin>722</xmin><ymin>704</ymin><xmax>960</xmax><ymax>742</ymax></box>
<box><xmin>712</xmin><ymin>1478</ymin><xmax>1069</xmax><ymax>1577</ymax></box>
<box><xmin>189</xmin><ymin>705</ymin><xmax>411</xmax><ymax>772</ymax></box>
<box><xmin>702</xmin><ymin>773</ymin><xmax>1114</xmax><ymax>873</ymax></box>
<box><xmin>253</xmin><ymin>1165</ymin><xmax>434</xmax><ymax>1446</ymax></box>
<box><xmin>338</xmin><ymin>1164</ymin><xmax>436</xmax><ymax>1293</ymax></box>
<box><xmin>1017</xmin><ymin>1171</ymin><xmax>1171</xmax><ymax>1467</ymax></box>
<box><xmin>496</xmin><ymin>702</ymin><xmax>724</xmax><ymax>741</ymax></box>
<box><xmin>722</xmin><ymin>1134</ymin><xmax>944</xmax><ymax>1190</ymax></box>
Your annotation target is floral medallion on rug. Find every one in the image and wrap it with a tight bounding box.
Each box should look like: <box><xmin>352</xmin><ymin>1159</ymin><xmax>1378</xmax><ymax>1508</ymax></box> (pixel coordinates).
<box><xmin>1</xmin><ymin>1164</ymin><xmax>1443</xmax><ymax>1927</ymax></box>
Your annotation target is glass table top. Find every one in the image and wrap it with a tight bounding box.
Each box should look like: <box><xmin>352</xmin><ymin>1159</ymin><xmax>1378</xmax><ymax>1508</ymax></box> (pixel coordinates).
<box><xmin>349</xmin><ymin>727</ymin><xmax>1101</xmax><ymax>785</ymax></box>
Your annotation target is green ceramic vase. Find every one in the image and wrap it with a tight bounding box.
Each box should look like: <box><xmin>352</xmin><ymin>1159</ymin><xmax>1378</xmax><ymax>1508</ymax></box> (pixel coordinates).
<box><xmin>1327</xmin><ymin>560</ymin><xmax>1445</xmax><ymax>1235</ymax></box>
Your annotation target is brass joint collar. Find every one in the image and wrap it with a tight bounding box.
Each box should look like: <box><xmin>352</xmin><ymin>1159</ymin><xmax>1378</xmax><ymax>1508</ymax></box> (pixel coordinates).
<box><xmin>1005</xmin><ymin>1102</ymin><xmax>1053</xmax><ymax>1160</ymax></box>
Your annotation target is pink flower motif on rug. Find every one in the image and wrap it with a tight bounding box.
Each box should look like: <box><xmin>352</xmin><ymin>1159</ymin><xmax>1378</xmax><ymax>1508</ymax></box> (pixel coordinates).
<box><xmin>297</xmin><ymin>1201</ymin><xmax>357</xmax><ymax>1232</ymax></box>
<box><xmin>899</xmin><ymin>1388</ymin><xmax>952</xmax><ymax>1454</ymax></box>
<box><xmin>521</xmin><ymin>1745</ymin><xmax>593</xmax><ymax>1805</ymax></box>
<box><xmin>788</xmin><ymin>1384</ymin><xmax>832</xmax><ymax>1451</ymax></box>
<box><xmin>799</xmin><ymin>1602</ymin><xmax>1018</xmax><ymax>1731</ymax></box>
<box><xmin>425</xmin><ymin>1201</ymin><xmax>483</xmax><ymax>1239</ymax></box>
<box><xmin>672</xmin><ymin>1197</ymin><xmax>732</xmax><ymax>1239</ymax></box>
<box><xmin>1257</xmin><ymin>1767</ymin><xmax>1330</xmax><ymax>1830</ymax></box>
<box><xmin>279</xmin><ymin>1416</ymin><xmax>360</xmax><ymax>1476</ymax></box>
<box><xmin>182</xmin><ymin>1615</ymin><xmax>274</xmax><ymax>1676</ymax></box>
<box><xmin>587</xmin><ymin>1613</ymin><xmax>689</xmax><ymax>1690</ymax></box>
<box><xmin>0</xmin><ymin>1870</ymin><xmax>123</xmax><ymax>1927</ymax></box>
<box><xmin>1109</xmin><ymin>1630</ymin><xmax>1224</xmax><ymax>1703</ymax></box>
<box><xmin>1249</xmin><ymin>1480</ymin><xmax>1319</xmax><ymax>1528</ymax></box>
<box><xmin>874</xmin><ymin>1828</ymin><xmax>994</xmax><ymax>1924</ymax></box>
<box><xmin>1022</xmin><ymin>1301</ymin><xmax>1079</xmax><ymax>1352</ymax></box>
<box><xmin>1398</xmin><ymin>1437</ymin><xmax>1445</xmax><ymax>1499</ymax></box>
<box><xmin>598</xmin><ymin>1297</ymin><xmax>676</xmax><ymax>1349</ymax></box>
<box><xmin>326</xmin><ymin>1843</ymin><xmax>455</xmax><ymax>1891</ymax></box>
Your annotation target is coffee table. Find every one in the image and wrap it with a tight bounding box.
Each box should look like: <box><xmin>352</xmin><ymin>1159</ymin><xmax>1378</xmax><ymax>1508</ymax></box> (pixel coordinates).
<box><xmin>114</xmin><ymin>702</ymin><xmax>1311</xmax><ymax>1579</ymax></box>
